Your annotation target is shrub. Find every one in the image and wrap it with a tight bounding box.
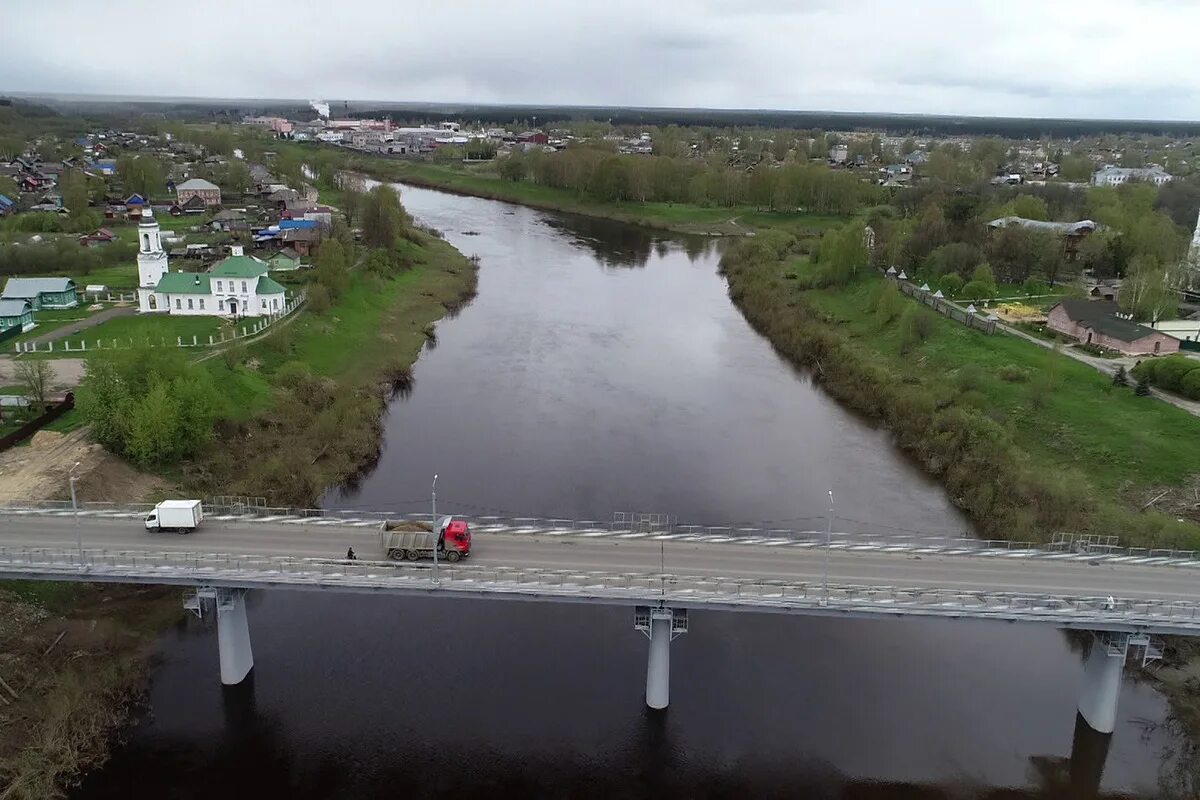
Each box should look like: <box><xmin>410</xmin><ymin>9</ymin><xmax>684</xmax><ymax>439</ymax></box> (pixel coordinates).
<box><xmin>1112</xmin><ymin>365</ymin><xmax>1128</xmax><ymax>387</ymax></box>
<box><xmin>1180</xmin><ymin>369</ymin><xmax>1200</xmax><ymax>400</ymax></box>
<box><xmin>875</xmin><ymin>281</ymin><xmax>905</xmax><ymax>327</ymax></box>
<box><xmin>972</xmin><ymin>263</ymin><xmax>996</xmax><ymax>286</ymax></box>
<box><xmin>939</xmin><ymin>274</ymin><xmax>963</xmax><ymax>296</ymax></box>
<box><xmin>1022</xmin><ymin>277</ymin><xmax>1049</xmax><ymax>296</ymax></box>
<box><xmin>307</xmin><ymin>284</ymin><xmax>332</xmax><ymax>315</ymax></box>
<box><xmin>998</xmin><ymin>364</ymin><xmax>1029</xmax><ymax>383</ymax></box>
<box><xmin>954</xmin><ymin>363</ymin><xmax>986</xmax><ymax>393</ymax></box>
<box><xmin>1135</xmin><ymin>375</ymin><xmax>1151</xmax><ymax>396</ymax></box>
<box><xmin>926</xmin><ymin>242</ymin><xmax>982</xmax><ymax>278</ymax></box>
<box><xmin>897</xmin><ymin>306</ymin><xmax>922</xmax><ymax>353</ymax></box>
<box><xmin>960</xmin><ymin>280</ymin><xmax>995</xmax><ymax>302</ymax></box>
<box><xmin>1154</xmin><ymin>357</ymin><xmax>1198</xmax><ymax>393</ymax></box>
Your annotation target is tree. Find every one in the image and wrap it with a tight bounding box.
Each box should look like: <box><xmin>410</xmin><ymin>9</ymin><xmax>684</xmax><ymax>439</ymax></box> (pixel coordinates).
<box><xmin>1112</xmin><ymin>365</ymin><xmax>1128</xmax><ymax>387</ymax></box>
<box><xmin>116</xmin><ymin>155</ymin><xmax>164</xmax><ymax>198</ymax></box>
<box><xmin>360</xmin><ymin>184</ymin><xmax>409</xmax><ymax>249</ymax></box>
<box><xmin>1135</xmin><ymin>375</ymin><xmax>1151</xmax><ymax>396</ymax></box>
<box><xmin>341</xmin><ymin>187</ymin><xmax>364</xmax><ymax>227</ymax></box>
<box><xmin>218</xmin><ymin>160</ymin><xmax>252</xmax><ymax>195</ymax></box>
<box><xmin>16</xmin><ymin>359</ymin><xmax>54</xmax><ymax>415</ymax></box>
<box><xmin>60</xmin><ymin>169</ymin><xmax>90</xmax><ymax>217</ymax></box>
<box><xmin>315</xmin><ymin>239</ymin><xmax>350</xmax><ymax>299</ymax></box>
<box><xmin>1120</xmin><ymin>254</ymin><xmax>1177</xmax><ymax>321</ymax></box>
<box><xmin>76</xmin><ymin>345</ymin><xmax>223</xmax><ymax>466</ymax></box>
<box><xmin>1011</xmin><ymin>195</ymin><xmax>1049</xmax><ymax>220</ymax></box>
<box><xmin>939</xmin><ymin>274</ymin><xmax>963</xmax><ymax>296</ymax></box>
<box><xmin>497</xmin><ymin>154</ymin><xmax>526</xmax><ymax>182</ymax></box>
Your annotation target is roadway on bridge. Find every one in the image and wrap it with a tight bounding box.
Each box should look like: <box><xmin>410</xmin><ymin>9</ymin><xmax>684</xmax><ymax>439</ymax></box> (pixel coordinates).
<box><xmin>1</xmin><ymin>514</ymin><xmax>1197</xmax><ymax>603</ymax></box>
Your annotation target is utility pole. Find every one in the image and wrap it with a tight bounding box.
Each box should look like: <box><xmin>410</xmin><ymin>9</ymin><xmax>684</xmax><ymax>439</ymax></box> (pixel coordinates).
<box><xmin>431</xmin><ymin>473</ymin><xmax>439</xmax><ymax>583</ymax></box>
<box><xmin>69</xmin><ymin>461</ymin><xmax>81</xmax><ymax>558</ymax></box>
<box><xmin>821</xmin><ymin>490</ymin><xmax>834</xmax><ymax>606</ymax></box>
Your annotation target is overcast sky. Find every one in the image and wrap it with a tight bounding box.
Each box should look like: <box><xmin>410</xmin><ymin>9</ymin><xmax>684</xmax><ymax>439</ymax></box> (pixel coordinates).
<box><xmin>2</xmin><ymin>0</ymin><xmax>1198</xmax><ymax>120</ymax></box>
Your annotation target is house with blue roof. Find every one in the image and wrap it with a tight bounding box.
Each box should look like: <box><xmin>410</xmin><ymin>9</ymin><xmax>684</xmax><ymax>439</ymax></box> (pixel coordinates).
<box><xmin>2</xmin><ymin>277</ymin><xmax>79</xmax><ymax>310</ymax></box>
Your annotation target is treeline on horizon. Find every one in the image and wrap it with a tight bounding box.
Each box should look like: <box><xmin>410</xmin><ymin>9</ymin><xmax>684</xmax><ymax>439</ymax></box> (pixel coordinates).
<box><xmin>9</xmin><ymin>94</ymin><xmax>1200</xmax><ymax>138</ymax></box>
<box><xmin>349</xmin><ymin>105</ymin><xmax>1200</xmax><ymax>139</ymax></box>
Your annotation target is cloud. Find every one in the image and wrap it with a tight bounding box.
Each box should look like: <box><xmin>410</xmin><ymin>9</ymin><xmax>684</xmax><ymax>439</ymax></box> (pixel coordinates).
<box><xmin>1</xmin><ymin>0</ymin><xmax>1198</xmax><ymax>120</ymax></box>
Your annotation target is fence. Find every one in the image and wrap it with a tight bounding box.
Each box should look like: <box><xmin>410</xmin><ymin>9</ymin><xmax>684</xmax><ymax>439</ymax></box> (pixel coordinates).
<box><xmin>890</xmin><ymin>276</ymin><xmax>998</xmax><ymax>335</ymax></box>
<box><xmin>5</xmin><ymin>499</ymin><xmax>1200</xmax><ymax>564</ymax></box>
<box><xmin>82</xmin><ymin>291</ymin><xmax>138</xmax><ymax>304</ymax></box>
<box><xmin>0</xmin><ymin>393</ymin><xmax>75</xmax><ymax>453</ymax></box>
<box><xmin>13</xmin><ymin>293</ymin><xmax>305</xmax><ymax>354</ymax></box>
<box><xmin>2</xmin><ymin>545</ymin><xmax>1199</xmax><ymax>631</ymax></box>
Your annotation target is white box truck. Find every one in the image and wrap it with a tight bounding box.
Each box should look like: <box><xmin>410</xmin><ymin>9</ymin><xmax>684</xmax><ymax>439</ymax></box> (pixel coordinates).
<box><xmin>145</xmin><ymin>500</ymin><xmax>204</xmax><ymax>533</ymax></box>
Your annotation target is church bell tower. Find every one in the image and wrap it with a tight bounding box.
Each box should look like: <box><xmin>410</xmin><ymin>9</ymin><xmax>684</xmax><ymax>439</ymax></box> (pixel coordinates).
<box><xmin>137</xmin><ymin>209</ymin><xmax>168</xmax><ymax>312</ymax></box>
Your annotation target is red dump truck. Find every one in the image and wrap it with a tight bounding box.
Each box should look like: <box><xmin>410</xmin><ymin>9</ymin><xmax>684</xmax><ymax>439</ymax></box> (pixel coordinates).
<box><xmin>380</xmin><ymin>516</ymin><xmax>472</xmax><ymax>562</ymax></box>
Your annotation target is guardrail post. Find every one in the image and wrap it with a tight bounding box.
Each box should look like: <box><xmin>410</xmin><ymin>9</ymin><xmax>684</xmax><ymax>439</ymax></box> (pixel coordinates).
<box><xmin>216</xmin><ymin>588</ymin><xmax>254</xmax><ymax>685</ymax></box>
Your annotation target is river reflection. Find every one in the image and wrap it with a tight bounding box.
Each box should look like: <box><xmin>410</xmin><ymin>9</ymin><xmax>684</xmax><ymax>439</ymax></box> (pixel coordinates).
<box><xmin>77</xmin><ymin>593</ymin><xmax>1179</xmax><ymax>799</ymax></box>
<box><xmin>75</xmin><ymin>185</ymin><xmax>1185</xmax><ymax>798</ymax></box>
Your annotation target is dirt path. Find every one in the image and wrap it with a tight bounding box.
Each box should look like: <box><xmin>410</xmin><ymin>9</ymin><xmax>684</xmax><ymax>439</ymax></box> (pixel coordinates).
<box><xmin>0</xmin><ymin>358</ymin><xmax>86</xmax><ymax>391</ymax></box>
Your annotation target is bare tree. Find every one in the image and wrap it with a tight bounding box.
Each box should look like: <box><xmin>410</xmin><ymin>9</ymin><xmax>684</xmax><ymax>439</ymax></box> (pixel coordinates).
<box><xmin>16</xmin><ymin>359</ymin><xmax>55</xmax><ymax>415</ymax></box>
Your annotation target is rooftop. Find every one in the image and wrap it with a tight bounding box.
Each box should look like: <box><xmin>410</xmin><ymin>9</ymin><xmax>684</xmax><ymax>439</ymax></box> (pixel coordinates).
<box><xmin>210</xmin><ymin>254</ymin><xmax>270</xmax><ymax>278</ymax></box>
<box><xmin>176</xmin><ymin>178</ymin><xmax>220</xmax><ymax>192</ymax></box>
<box><xmin>988</xmin><ymin>216</ymin><xmax>1097</xmax><ymax>235</ymax></box>
<box><xmin>1055</xmin><ymin>299</ymin><xmax>1159</xmax><ymax>344</ymax></box>
<box><xmin>2</xmin><ymin>277</ymin><xmax>76</xmax><ymax>297</ymax></box>
<box><xmin>155</xmin><ymin>272</ymin><xmax>212</xmax><ymax>295</ymax></box>
<box><xmin>0</xmin><ymin>299</ymin><xmax>33</xmax><ymax>316</ymax></box>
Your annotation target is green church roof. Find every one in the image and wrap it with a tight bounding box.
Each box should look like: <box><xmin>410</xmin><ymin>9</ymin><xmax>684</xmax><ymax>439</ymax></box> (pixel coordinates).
<box><xmin>210</xmin><ymin>255</ymin><xmax>270</xmax><ymax>278</ymax></box>
<box><xmin>156</xmin><ymin>272</ymin><xmax>212</xmax><ymax>294</ymax></box>
<box><xmin>257</xmin><ymin>276</ymin><xmax>287</xmax><ymax>295</ymax></box>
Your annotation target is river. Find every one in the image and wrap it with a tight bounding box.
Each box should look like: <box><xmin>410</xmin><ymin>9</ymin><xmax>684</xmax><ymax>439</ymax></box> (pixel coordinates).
<box><xmin>76</xmin><ymin>185</ymin><xmax>1184</xmax><ymax>798</ymax></box>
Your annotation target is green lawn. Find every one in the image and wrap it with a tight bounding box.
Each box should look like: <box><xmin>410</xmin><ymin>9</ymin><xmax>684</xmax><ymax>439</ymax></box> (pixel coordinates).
<box><xmin>808</xmin><ymin>277</ymin><xmax>1200</xmax><ymax>495</ymax></box>
<box><xmin>7</xmin><ymin>307</ymin><xmax>111</xmax><ymax>346</ymax></box>
<box><xmin>55</xmin><ymin>314</ymin><xmax>229</xmax><ymax>351</ymax></box>
<box><xmin>206</xmin><ymin>233</ymin><xmax>474</xmax><ymax>419</ymax></box>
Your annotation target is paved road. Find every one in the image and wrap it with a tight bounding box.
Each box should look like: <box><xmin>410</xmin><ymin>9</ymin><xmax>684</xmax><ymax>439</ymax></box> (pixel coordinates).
<box><xmin>2</xmin><ymin>514</ymin><xmax>1198</xmax><ymax>604</ymax></box>
<box><xmin>0</xmin><ymin>357</ymin><xmax>86</xmax><ymax>389</ymax></box>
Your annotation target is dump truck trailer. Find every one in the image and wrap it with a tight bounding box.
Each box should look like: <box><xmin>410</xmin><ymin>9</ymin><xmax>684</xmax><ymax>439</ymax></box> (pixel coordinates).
<box><xmin>380</xmin><ymin>517</ymin><xmax>472</xmax><ymax>562</ymax></box>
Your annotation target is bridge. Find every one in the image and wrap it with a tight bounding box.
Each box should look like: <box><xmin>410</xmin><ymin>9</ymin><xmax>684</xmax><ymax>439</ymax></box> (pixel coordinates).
<box><xmin>2</xmin><ymin>502</ymin><xmax>1199</xmax><ymax>736</ymax></box>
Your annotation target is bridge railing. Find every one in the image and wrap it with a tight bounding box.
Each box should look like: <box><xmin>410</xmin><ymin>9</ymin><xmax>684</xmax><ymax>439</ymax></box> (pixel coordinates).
<box><xmin>2</xmin><ymin>545</ymin><xmax>1199</xmax><ymax>630</ymax></box>
<box><xmin>2</xmin><ymin>501</ymin><xmax>1198</xmax><ymax>563</ymax></box>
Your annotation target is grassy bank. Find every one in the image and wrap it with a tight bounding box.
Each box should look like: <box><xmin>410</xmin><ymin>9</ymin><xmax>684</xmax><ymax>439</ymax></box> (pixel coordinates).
<box><xmin>721</xmin><ymin>232</ymin><xmax>1200</xmax><ymax>548</ymax></box>
<box><xmin>386</xmin><ymin>161</ymin><xmax>846</xmax><ymax>235</ymax></box>
<box><xmin>190</xmin><ymin>230</ymin><xmax>478</xmax><ymax>505</ymax></box>
<box><xmin>290</xmin><ymin>145</ymin><xmax>847</xmax><ymax>236</ymax></box>
<box><xmin>0</xmin><ymin>583</ymin><xmax>181</xmax><ymax>799</ymax></box>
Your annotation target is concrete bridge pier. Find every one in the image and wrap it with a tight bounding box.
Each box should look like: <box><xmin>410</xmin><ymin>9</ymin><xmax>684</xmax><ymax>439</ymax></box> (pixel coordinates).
<box><xmin>1077</xmin><ymin>632</ymin><xmax>1128</xmax><ymax>734</ymax></box>
<box><xmin>635</xmin><ymin>606</ymin><xmax>687</xmax><ymax>710</ymax></box>
<box><xmin>215</xmin><ymin>588</ymin><xmax>254</xmax><ymax>685</ymax></box>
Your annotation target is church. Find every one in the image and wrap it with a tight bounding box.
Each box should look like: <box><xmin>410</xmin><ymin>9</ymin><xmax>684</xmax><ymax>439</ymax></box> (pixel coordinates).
<box><xmin>136</xmin><ymin>209</ymin><xmax>287</xmax><ymax>318</ymax></box>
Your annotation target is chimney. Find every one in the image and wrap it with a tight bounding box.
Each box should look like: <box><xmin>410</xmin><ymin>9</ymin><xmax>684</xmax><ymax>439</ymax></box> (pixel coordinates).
<box><xmin>194</xmin><ymin>275</ymin><xmax>200</xmax><ymax>285</ymax></box>
<box><xmin>231</xmin><ymin>244</ymin><xmax>244</xmax><ymax>257</ymax></box>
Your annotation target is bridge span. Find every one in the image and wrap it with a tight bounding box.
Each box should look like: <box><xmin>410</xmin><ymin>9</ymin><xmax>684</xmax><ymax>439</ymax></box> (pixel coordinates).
<box><xmin>1</xmin><ymin>506</ymin><xmax>1198</xmax><ymax>734</ymax></box>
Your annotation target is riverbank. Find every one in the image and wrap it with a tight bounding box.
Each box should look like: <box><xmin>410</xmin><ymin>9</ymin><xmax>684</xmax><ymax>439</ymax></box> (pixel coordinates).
<box><xmin>347</xmin><ymin>159</ymin><xmax>1200</xmax><ymax>548</ymax></box>
<box><xmin>0</xmin><ymin>217</ymin><xmax>478</xmax><ymax>796</ymax></box>
<box><xmin>719</xmin><ymin>231</ymin><xmax>1200</xmax><ymax>547</ymax></box>
<box><xmin>299</xmin><ymin>148</ymin><xmax>846</xmax><ymax>237</ymax></box>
